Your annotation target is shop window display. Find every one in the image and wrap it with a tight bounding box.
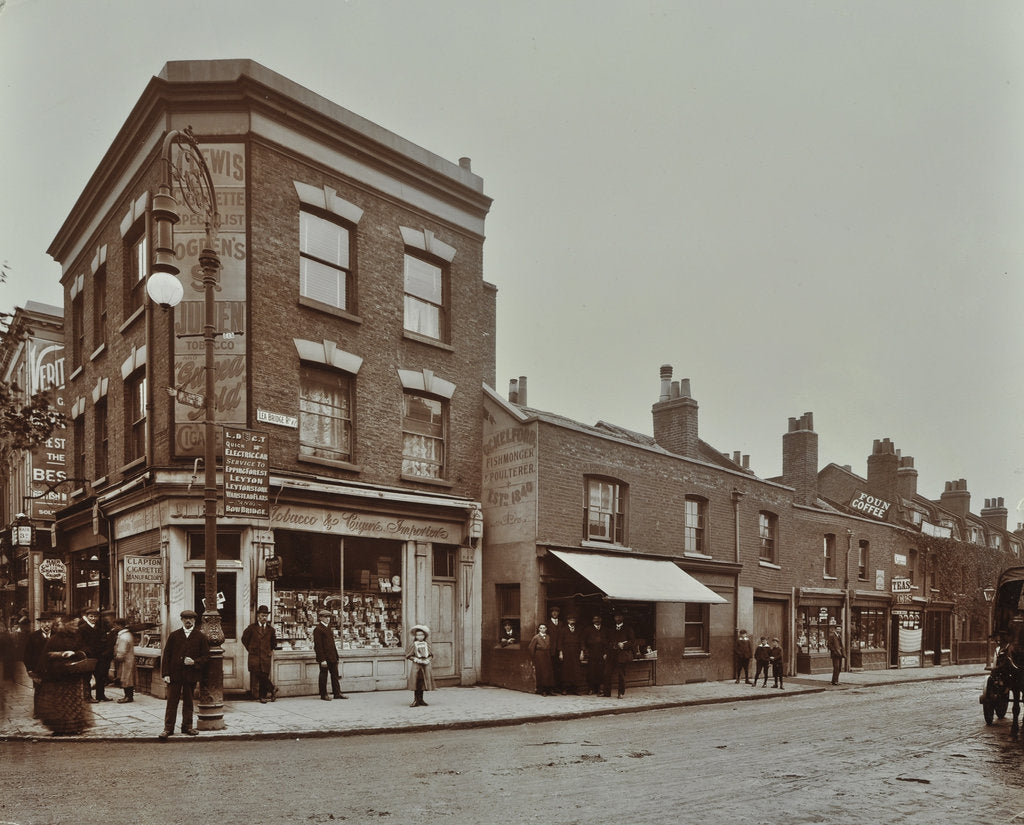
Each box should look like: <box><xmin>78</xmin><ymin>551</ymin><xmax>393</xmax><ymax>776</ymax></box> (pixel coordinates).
<box><xmin>272</xmin><ymin>532</ymin><xmax>403</xmax><ymax>654</ymax></box>
<box><xmin>852</xmin><ymin>607</ymin><xmax>886</xmax><ymax>652</ymax></box>
<box><xmin>796</xmin><ymin>606</ymin><xmax>841</xmax><ymax>654</ymax></box>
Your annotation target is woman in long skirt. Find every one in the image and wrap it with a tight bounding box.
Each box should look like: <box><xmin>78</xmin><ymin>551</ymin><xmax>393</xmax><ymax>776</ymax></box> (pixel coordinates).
<box><xmin>36</xmin><ymin>617</ymin><xmax>94</xmax><ymax>736</ymax></box>
<box><xmin>528</xmin><ymin>624</ymin><xmax>555</xmax><ymax>696</ymax></box>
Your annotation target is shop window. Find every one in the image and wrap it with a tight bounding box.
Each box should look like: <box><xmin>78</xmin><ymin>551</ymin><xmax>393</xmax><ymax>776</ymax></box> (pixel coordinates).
<box><xmin>403</xmin><ymin>252</ymin><xmax>447</xmax><ymax>341</ymax></box>
<box><xmin>299</xmin><ymin>363</ymin><xmax>353</xmax><ymax>462</ymax></box>
<box><xmin>758</xmin><ymin>511</ymin><xmax>777</xmax><ymax>563</ymax></box>
<box><xmin>497</xmin><ymin>583</ymin><xmax>521</xmax><ymax>647</ymax></box>
<box><xmin>272</xmin><ymin>532</ymin><xmax>404</xmax><ymax>653</ymax></box>
<box><xmin>584</xmin><ymin>476</ymin><xmax>626</xmax><ymax>544</ymax></box>
<box><xmin>124</xmin><ymin>370</ymin><xmax>146</xmax><ymax>463</ymax></box>
<box><xmin>683</xmin><ymin>602</ymin><xmax>708</xmax><ymax>654</ymax></box>
<box><xmin>71</xmin><ymin>291</ymin><xmax>84</xmax><ymax>368</ymax></box>
<box><xmin>402</xmin><ymin>392</ymin><xmax>445</xmax><ymax>480</ymax></box>
<box><xmin>683</xmin><ymin>497</ymin><xmax>707</xmax><ymax>555</ymax></box>
<box><xmin>299</xmin><ymin>209</ymin><xmax>353</xmax><ymax>311</ymax></box>
<box><xmin>73</xmin><ymin>416</ymin><xmax>86</xmax><ymax>480</ymax></box>
<box><xmin>124</xmin><ymin>555</ymin><xmax>163</xmax><ymax>649</ymax></box>
<box><xmin>857</xmin><ymin>539</ymin><xmax>869</xmax><ymax>581</ymax></box>
<box><xmin>187</xmin><ymin>531</ymin><xmax>242</xmax><ymax>561</ymax></box>
<box><xmin>192</xmin><ymin>571</ymin><xmax>238</xmax><ymax>640</ymax></box>
<box><xmin>823</xmin><ymin>533</ymin><xmax>836</xmax><ymax>578</ymax></box>
<box><xmin>93</xmin><ymin>264</ymin><xmax>107</xmax><ymax>350</ymax></box>
<box><xmin>124</xmin><ymin>226</ymin><xmax>148</xmax><ymax>316</ymax></box>
<box><xmin>851</xmin><ymin>607</ymin><xmax>886</xmax><ymax>652</ymax></box>
<box><xmin>94</xmin><ymin>398</ymin><xmax>108</xmax><ymax>478</ymax></box>
<box><xmin>796</xmin><ymin>606</ymin><xmax>841</xmax><ymax>654</ymax></box>
<box><xmin>433</xmin><ymin>545</ymin><xmax>456</xmax><ymax>578</ymax></box>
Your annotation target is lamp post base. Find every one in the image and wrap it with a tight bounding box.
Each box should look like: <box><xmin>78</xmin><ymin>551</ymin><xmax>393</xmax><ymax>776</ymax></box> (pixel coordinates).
<box><xmin>197</xmin><ymin>645</ymin><xmax>226</xmax><ymax>730</ymax></box>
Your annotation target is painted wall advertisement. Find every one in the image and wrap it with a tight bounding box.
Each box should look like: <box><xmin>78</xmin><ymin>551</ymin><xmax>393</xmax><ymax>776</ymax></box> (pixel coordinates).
<box><xmin>481</xmin><ymin>415</ymin><xmax>537</xmax><ymax>544</ymax></box>
<box><xmin>29</xmin><ymin>338</ymin><xmax>67</xmax><ymax>520</ymax></box>
<box><xmin>173</xmin><ymin>142</ymin><xmax>247</xmax><ymax>458</ymax></box>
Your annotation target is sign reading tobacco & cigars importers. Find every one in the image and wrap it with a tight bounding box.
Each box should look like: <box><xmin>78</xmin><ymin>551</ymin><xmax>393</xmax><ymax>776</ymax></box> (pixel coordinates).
<box><xmin>223</xmin><ymin>426</ymin><xmax>270</xmax><ymax>518</ymax></box>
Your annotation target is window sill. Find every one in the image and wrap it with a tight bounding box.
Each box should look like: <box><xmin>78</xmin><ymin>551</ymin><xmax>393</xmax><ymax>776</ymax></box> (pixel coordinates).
<box><xmin>69</xmin><ymin>365</ymin><xmax>84</xmax><ymax>381</ymax></box>
<box><xmin>400</xmin><ymin>474</ymin><xmax>454</xmax><ymax>489</ymax></box>
<box><xmin>298</xmin><ymin>295</ymin><xmax>362</xmax><ymax>324</ymax></box>
<box><xmin>118</xmin><ymin>306</ymin><xmax>144</xmax><ymax>333</ymax></box>
<box><xmin>91</xmin><ymin>476</ymin><xmax>108</xmax><ymax>490</ymax></box>
<box><xmin>581</xmin><ymin>540</ymin><xmax>631</xmax><ymax>551</ymax></box>
<box><xmin>119</xmin><ymin>457</ymin><xmax>147</xmax><ymax>474</ymax></box>
<box><xmin>298</xmin><ymin>454</ymin><xmax>361</xmax><ymax>473</ymax></box>
<box><xmin>402</xmin><ymin>329</ymin><xmax>454</xmax><ymax>352</ymax></box>
<box><xmin>684</xmin><ymin>552</ymin><xmax>713</xmax><ymax>561</ymax></box>
<box><xmin>822</xmin><ymin>575</ymin><xmax>838</xmax><ymax>581</ymax></box>
<box><xmin>758</xmin><ymin>560</ymin><xmax>781</xmax><ymax>570</ymax></box>
<box><xmin>682</xmin><ymin>651</ymin><xmax>710</xmax><ymax>659</ymax></box>
<box><xmin>90</xmin><ymin>343</ymin><xmax>107</xmax><ymax>361</ymax></box>
<box><xmin>494</xmin><ymin>644</ymin><xmax>521</xmax><ymax>650</ymax></box>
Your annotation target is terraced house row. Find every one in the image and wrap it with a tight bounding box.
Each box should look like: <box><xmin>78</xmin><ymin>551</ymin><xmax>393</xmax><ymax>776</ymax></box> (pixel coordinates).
<box><xmin>1</xmin><ymin>60</ymin><xmax>1019</xmax><ymax>698</ymax></box>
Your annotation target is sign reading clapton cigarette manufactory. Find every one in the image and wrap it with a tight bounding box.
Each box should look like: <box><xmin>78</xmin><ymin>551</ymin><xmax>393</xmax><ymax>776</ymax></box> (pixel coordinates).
<box><xmin>223</xmin><ymin>426</ymin><xmax>269</xmax><ymax>518</ymax></box>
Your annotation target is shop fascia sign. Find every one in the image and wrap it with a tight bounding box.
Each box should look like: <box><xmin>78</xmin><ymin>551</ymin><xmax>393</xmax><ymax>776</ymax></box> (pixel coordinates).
<box><xmin>269</xmin><ymin>505</ymin><xmax>454</xmax><ymax>542</ymax></box>
<box><xmin>849</xmin><ymin>491</ymin><xmax>891</xmax><ymax>520</ymax></box>
<box><xmin>892</xmin><ymin>576</ymin><xmax>912</xmax><ymax>604</ymax></box>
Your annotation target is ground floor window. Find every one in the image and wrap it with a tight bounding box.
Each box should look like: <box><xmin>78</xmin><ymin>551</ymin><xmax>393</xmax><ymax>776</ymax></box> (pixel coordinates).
<box><xmin>272</xmin><ymin>531</ymin><xmax>404</xmax><ymax>653</ymax></box>
<box><xmin>852</xmin><ymin>607</ymin><xmax>887</xmax><ymax>652</ymax></box>
<box><xmin>796</xmin><ymin>606</ymin><xmax>841</xmax><ymax>654</ymax></box>
<box><xmin>683</xmin><ymin>602</ymin><xmax>709</xmax><ymax>654</ymax></box>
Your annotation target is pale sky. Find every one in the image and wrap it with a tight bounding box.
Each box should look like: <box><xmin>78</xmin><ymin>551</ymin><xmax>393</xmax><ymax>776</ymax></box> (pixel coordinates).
<box><xmin>2</xmin><ymin>0</ymin><xmax>1022</xmax><ymax>520</ymax></box>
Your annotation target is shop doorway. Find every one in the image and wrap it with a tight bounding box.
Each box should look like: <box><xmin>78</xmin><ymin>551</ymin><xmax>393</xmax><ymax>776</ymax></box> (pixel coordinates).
<box><xmin>753</xmin><ymin>600</ymin><xmax>787</xmax><ymax>668</ymax></box>
<box><xmin>430</xmin><ymin>545</ymin><xmax>458</xmax><ymax>681</ymax></box>
<box><xmin>191</xmin><ymin>571</ymin><xmax>244</xmax><ymax>691</ymax></box>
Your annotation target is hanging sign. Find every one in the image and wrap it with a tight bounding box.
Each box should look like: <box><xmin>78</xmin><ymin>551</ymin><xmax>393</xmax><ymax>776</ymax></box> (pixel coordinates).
<box><xmin>39</xmin><ymin>558</ymin><xmax>66</xmax><ymax>581</ymax></box>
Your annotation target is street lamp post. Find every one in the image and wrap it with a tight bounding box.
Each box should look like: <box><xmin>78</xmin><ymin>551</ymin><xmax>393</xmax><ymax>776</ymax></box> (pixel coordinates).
<box><xmin>146</xmin><ymin>126</ymin><xmax>225</xmax><ymax>731</ymax></box>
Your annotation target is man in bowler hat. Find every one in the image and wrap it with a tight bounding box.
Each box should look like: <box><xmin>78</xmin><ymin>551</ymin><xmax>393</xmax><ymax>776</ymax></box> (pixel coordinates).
<box><xmin>241</xmin><ymin>605</ymin><xmax>278</xmax><ymax>703</ymax></box>
<box><xmin>313</xmin><ymin>609</ymin><xmax>346</xmax><ymax>700</ymax></box>
<box><xmin>159</xmin><ymin>609</ymin><xmax>210</xmax><ymax>739</ymax></box>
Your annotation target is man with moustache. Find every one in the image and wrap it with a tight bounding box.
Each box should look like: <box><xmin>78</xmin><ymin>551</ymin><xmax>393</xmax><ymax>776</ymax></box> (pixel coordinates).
<box><xmin>582</xmin><ymin>614</ymin><xmax>608</xmax><ymax>696</ymax></box>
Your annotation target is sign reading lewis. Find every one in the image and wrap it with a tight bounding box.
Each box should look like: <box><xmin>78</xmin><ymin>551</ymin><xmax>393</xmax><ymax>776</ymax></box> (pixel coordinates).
<box><xmin>223</xmin><ymin>427</ymin><xmax>269</xmax><ymax>518</ymax></box>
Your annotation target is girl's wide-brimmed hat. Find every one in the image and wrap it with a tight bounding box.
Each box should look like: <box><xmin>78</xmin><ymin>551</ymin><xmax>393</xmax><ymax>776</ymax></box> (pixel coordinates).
<box><xmin>410</xmin><ymin>624</ymin><xmax>430</xmax><ymax>638</ymax></box>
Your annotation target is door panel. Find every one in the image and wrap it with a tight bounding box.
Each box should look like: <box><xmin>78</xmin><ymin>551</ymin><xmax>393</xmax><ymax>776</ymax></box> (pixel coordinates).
<box><xmin>430</xmin><ymin>580</ymin><xmax>456</xmax><ymax>679</ymax></box>
<box><xmin>191</xmin><ymin>570</ymin><xmax>245</xmax><ymax>691</ymax></box>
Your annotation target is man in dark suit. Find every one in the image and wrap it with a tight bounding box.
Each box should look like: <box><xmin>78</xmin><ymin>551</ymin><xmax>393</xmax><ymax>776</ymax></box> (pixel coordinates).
<box><xmin>557</xmin><ymin>614</ymin><xmax>584</xmax><ymax>695</ymax></box>
<box><xmin>76</xmin><ymin>606</ymin><xmax>103</xmax><ymax>701</ymax></box>
<box><xmin>159</xmin><ymin>609</ymin><xmax>210</xmax><ymax>739</ymax></box>
<box><xmin>313</xmin><ymin>609</ymin><xmax>346</xmax><ymax>700</ymax></box>
<box><xmin>582</xmin><ymin>614</ymin><xmax>608</xmax><ymax>696</ymax></box>
<box><xmin>606</xmin><ymin>611</ymin><xmax>636</xmax><ymax>699</ymax></box>
<box><xmin>827</xmin><ymin>624</ymin><xmax>846</xmax><ymax>686</ymax></box>
<box><xmin>94</xmin><ymin>609</ymin><xmax>117</xmax><ymax>702</ymax></box>
<box><xmin>241</xmin><ymin>605</ymin><xmax>278</xmax><ymax>703</ymax></box>
<box><xmin>22</xmin><ymin>612</ymin><xmax>55</xmax><ymax>717</ymax></box>
<box><xmin>546</xmin><ymin>605</ymin><xmax>564</xmax><ymax>694</ymax></box>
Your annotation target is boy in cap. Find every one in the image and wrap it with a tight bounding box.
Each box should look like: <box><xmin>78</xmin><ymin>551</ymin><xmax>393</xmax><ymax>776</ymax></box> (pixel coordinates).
<box><xmin>769</xmin><ymin>637</ymin><xmax>785</xmax><ymax>689</ymax></box>
<box><xmin>241</xmin><ymin>605</ymin><xmax>278</xmax><ymax>702</ymax></box>
<box><xmin>159</xmin><ymin>609</ymin><xmax>210</xmax><ymax>739</ymax></box>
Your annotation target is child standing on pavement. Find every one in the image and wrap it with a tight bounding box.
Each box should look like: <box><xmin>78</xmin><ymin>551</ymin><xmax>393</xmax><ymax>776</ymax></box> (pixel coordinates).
<box><xmin>754</xmin><ymin>636</ymin><xmax>771</xmax><ymax>687</ymax></box>
<box><xmin>769</xmin><ymin>637</ymin><xmax>785</xmax><ymax>689</ymax></box>
<box><xmin>406</xmin><ymin>624</ymin><xmax>434</xmax><ymax>707</ymax></box>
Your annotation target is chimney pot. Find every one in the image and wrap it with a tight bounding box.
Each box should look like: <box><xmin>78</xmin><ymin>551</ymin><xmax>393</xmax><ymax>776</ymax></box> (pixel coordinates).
<box><xmin>459</xmin><ymin>157</ymin><xmax>472</xmax><ymax>170</ymax></box>
<box><xmin>508</xmin><ymin>378</ymin><xmax>519</xmax><ymax>404</ymax></box>
<box><xmin>679</xmin><ymin>378</ymin><xmax>691</xmax><ymax>398</ymax></box>
<box><xmin>670</xmin><ymin>381</ymin><xmax>680</xmax><ymax>399</ymax></box>
<box><xmin>658</xmin><ymin>365</ymin><xmax>673</xmax><ymax>402</ymax></box>
<box><xmin>518</xmin><ymin>376</ymin><xmax>528</xmax><ymax>406</ymax></box>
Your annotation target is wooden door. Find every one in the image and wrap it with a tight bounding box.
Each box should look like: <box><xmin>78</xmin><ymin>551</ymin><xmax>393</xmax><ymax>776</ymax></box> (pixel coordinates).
<box><xmin>430</xmin><ymin>580</ymin><xmax>457</xmax><ymax>680</ymax></box>
<box><xmin>753</xmin><ymin>600</ymin><xmax>787</xmax><ymax>671</ymax></box>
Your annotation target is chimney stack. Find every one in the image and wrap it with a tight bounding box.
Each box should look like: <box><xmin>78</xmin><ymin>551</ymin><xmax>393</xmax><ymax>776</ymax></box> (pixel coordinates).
<box><xmin>896</xmin><ymin>455</ymin><xmax>918</xmax><ymax>500</ymax></box>
<box><xmin>782</xmin><ymin>412</ymin><xmax>818</xmax><ymax>506</ymax></box>
<box><xmin>517</xmin><ymin>375</ymin><xmax>527</xmax><ymax>406</ymax></box>
<box><xmin>939</xmin><ymin>479</ymin><xmax>971</xmax><ymax>521</ymax></box>
<box><xmin>508</xmin><ymin>378</ymin><xmax>518</xmax><ymax>404</ymax></box>
<box><xmin>980</xmin><ymin>497</ymin><xmax>1008</xmax><ymax>532</ymax></box>
<box><xmin>652</xmin><ymin>364</ymin><xmax>699</xmax><ymax>459</ymax></box>
<box><xmin>866</xmin><ymin>438</ymin><xmax>900</xmax><ymax>503</ymax></box>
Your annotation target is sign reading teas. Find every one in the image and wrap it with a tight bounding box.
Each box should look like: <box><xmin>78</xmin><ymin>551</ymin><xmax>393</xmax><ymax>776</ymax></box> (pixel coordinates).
<box><xmin>850</xmin><ymin>491</ymin><xmax>891</xmax><ymax>520</ymax></box>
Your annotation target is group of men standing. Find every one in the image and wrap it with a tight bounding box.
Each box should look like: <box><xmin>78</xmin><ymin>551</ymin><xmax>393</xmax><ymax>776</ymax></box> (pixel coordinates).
<box><xmin>544</xmin><ymin>606</ymin><xmax>638</xmax><ymax>699</ymax></box>
<box><xmin>733</xmin><ymin>624</ymin><xmax>847</xmax><ymax>689</ymax></box>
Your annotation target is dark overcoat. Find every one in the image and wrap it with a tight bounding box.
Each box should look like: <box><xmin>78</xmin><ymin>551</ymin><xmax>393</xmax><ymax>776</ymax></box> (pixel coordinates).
<box><xmin>241</xmin><ymin>621</ymin><xmax>277</xmax><ymax>674</ymax></box>
<box><xmin>160</xmin><ymin>627</ymin><xmax>210</xmax><ymax>685</ymax></box>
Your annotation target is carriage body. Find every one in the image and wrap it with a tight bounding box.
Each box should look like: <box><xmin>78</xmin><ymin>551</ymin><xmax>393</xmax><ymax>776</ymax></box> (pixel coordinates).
<box><xmin>979</xmin><ymin>567</ymin><xmax>1024</xmax><ymax>726</ymax></box>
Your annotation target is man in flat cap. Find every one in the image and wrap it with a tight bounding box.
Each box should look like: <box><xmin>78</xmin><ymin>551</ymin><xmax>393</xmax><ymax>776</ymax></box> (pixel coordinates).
<box><xmin>159</xmin><ymin>609</ymin><xmax>210</xmax><ymax>739</ymax></box>
<box><xmin>77</xmin><ymin>606</ymin><xmax>103</xmax><ymax>702</ymax></box>
<box><xmin>241</xmin><ymin>605</ymin><xmax>278</xmax><ymax>703</ymax></box>
<box><xmin>313</xmin><ymin>609</ymin><xmax>346</xmax><ymax>700</ymax></box>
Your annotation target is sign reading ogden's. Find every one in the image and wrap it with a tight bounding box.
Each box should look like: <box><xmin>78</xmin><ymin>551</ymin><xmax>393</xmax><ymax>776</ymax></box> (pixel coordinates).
<box><xmin>223</xmin><ymin>427</ymin><xmax>270</xmax><ymax>518</ymax></box>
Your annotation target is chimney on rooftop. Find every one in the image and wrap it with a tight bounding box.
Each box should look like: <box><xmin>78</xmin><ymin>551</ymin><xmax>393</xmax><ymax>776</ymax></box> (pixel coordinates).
<box><xmin>896</xmin><ymin>455</ymin><xmax>918</xmax><ymax>500</ymax></box>
<box><xmin>980</xmin><ymin>497</ymin><xmax>1008</xmax><ymax>532</ymax></box>
<box><xmin>782</xmin><ymin>412</ymin><xmax>818</xmax><ymax>506</ymax></box>
<box><xmin>652</xmin><ymin>364</ymin><xmax>699</xmax><ymax>459</ymax></box>
<box><xmin>939</xmin><ymin>479</ymin><xmax>971</xmax><ymax>521</ymax></box>
<box><xmin>867</xmin><ymin>438</ymin><xmax>900</xmax><ymax>503</ymax></box>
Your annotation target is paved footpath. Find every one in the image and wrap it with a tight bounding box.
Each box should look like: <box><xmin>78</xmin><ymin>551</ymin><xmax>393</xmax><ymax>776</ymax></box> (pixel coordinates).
<box><xmin>0</xmin><ymin>663</ymin><xmax>987</xmax><ymax>743</ymax></box>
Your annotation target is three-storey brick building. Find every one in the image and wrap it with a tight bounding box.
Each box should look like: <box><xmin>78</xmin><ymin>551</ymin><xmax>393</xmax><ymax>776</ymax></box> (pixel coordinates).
<box><xmin>47</xmin><ymin>60</ymin><xmax>493</xmax><ymax>697</ymax></box>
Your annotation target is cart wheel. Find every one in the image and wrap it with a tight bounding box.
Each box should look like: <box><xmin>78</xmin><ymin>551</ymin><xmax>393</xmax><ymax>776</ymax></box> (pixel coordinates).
<box><xmin>996</xmin><ymin>695</ymin><xmax>1009</xmax><ymax>719</ymax></box>
<box><xmin>983</xmin><ymin>698</ymin><xmax>995</xmax><ymax>725</ymax></box>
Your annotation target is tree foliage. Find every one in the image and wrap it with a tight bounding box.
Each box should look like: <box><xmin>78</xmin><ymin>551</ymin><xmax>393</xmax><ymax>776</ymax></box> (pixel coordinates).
<box><xmin>923</xmin><ymin>533</ymin><xmax>1014</xmax><ymax>632</ymax></box>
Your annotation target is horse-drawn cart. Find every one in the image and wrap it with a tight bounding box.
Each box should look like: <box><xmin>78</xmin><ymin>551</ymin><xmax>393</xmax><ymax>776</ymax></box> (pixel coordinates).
<box><xmin>979</xmin><ymin>566</ymin><xmax>1024</xmax><ymax>726</ymax></box>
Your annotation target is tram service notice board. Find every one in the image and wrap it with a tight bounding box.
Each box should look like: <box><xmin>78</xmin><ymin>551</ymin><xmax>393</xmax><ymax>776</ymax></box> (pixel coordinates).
<box><xmin>223</xmin><ymin>427</ymin><xmax>270</xmax><ymax>518</ymax></box>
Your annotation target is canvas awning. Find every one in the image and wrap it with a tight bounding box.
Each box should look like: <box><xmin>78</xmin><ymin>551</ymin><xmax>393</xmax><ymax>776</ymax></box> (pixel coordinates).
<box><xmin>549</xmin><ymin>549</ymin><xmax>728</xmax><ymax>604</ymax></box>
